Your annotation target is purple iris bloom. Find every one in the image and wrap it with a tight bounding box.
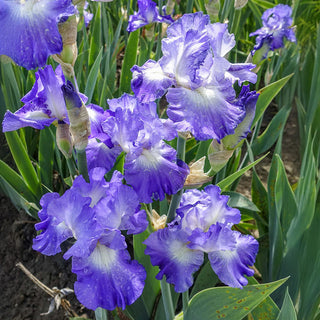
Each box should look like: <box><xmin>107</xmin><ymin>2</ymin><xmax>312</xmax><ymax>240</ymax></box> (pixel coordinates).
<box><xmin>102</xmin><ymin>94</ymin><xmax>189</xmax><ymax>203</ymax></box>
<box><xmin>127</xmin><ymin>0</ymin><xmax>174</xmax><ymax>32</ymax></box>
<box><xmin>0</xmin><ymin>0</ymin><xmax>75</xmax><ymax>70</ymax></box>
<box><xmin>131</xmin><ymin>12</ymin><xmax>257</xmax><ymax>141</ymax></box>
<box><xmin>250</xmin><ymin>4</ymin><xmax>296</xmax><ymax>59</ymax></box>
<box><xmin>33</xmin><ymin>168</ymin><xmax>148</xmax><ymax>310</ymax></box>
<box><xmin>144</xmin><ymin>185</ymin><xmax>259</xmax><ymax>292</ymax></box>
<box><xmin>2</xmin><ymin>64</ymin><xmax>88</xmax><ymax>132</ymax></box>
<box><xmin>2</xmin><ymin>65</ymin><xmax>68</xmax><ymax>131</ymax></box>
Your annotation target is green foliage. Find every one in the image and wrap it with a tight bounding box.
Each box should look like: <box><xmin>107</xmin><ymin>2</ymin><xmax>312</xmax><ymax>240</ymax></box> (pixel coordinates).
<box><xmin>252</xmin><ymin>74</ymin><xmax>293</xmax><ymax>128</ymax></box>
<box><xmin>217</xmin><ymin>153</ymin><xmax>268</xmax><ymax>191</ymax></box>
<box><xmin>133</xmin><ymin>231</ymin><xmax>161</xmax><ymax>318</ymax></box>
<box><xmin>247</xmin><ymin>276</ymin><xmax>280</xmax><ymax>320</ymax></box>
<box><xmin>5</xmin><ymin>131</ymin><xmax>42</xmax><ymax>198</ymax></box>
<box><xmin>184</xmin><ymin>278</ymin><xmax>288</xmax><ymax>320</ymax></box>
<box><xmin>119</xmin><ymin>30</ymin><xmax>139</xmax><ymax>94</ymax></box>
<box><xmin>276</xmin><ymin>288</ymin><xmax>297</xmax><ymax>320</ymax></box>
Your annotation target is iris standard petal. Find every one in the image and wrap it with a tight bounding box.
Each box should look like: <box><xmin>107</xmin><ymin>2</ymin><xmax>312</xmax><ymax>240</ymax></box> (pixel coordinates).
<box><xmin>208</xmin><ymin>232</ymin><xmax>259</xmax><ymax>288</ymax></box>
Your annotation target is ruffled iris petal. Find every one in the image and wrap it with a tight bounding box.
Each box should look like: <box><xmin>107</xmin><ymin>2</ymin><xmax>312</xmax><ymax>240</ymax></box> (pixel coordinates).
<box><xmin>178</xmin><ymin>185</ymin><xmax>241</xmax><ymax>232</ymax></box>
<box><xmin>72</xmin><ymin>243</ymin><xmax>146</xmax><ymax>310</ymax></box>
<box><xmin>0</xmin><ymin>0</ymin><xmax>74</xmax><ymax>69</ymax></box>
<box><xmin>144</xmin><ymin>228</ymin><xmax>204</xmax><ymax>292</ymax></box>
<box><xmin>166</xmin><ymin>84</ymin><xmax>245</xmax><ymax>141</ymax></box>
<box><xmin>187</xmin><ymin>224</ymin><xmax>236</xmax><ymax>252</ymax></box>
<box><xmin>86</xmin><ymin>139</ymin><xmax>121</xmax><ymax>172</ymax></box>
<box><xmin>32</xmin><ymin>193</ymin><xmax>72</xmax><ymax>255</ymax></box>
<box><xmin>32</xmin><ymin>216</ymin><xmax>73</xmax><ymax>255</ymax></box>
<box><xmin>206</xmin><ymin>23</ymin><xmax>235</xmax><ymax>57</ymax></box>
<box><xmin>131</xmin><ymin>60</ymin><xmax>174</xmax><ymax>103</ymax></box>
<box><xmin>166</xmin><ymin>11</ymin><xmax>210</xmax><ymax>38</ymax></box>
<box><xmin>102</xmin><ymin>106</ymin><xmax>143</xmax><ymax>153</ymax></box>
<box><xmin>124</xmin><ymin>141</ymin><xmax>189</xmax><ymax>203</ymax></box>
<box><xmin>95</xmin><ymin>171</ymin><xmax>148</xmax><ymax>234</ymax></box>
<box><xmin>2</xmin><ymin>107</ymin><xmax>54</xmax><ymax>132</ymax></box>
<box><xmin>72</xmin><ymin>167</ymin><xmax>109</xmax><ymax>207</ymax></box>
<box><xmin>33</xmin><ymin>190</ymin><xmax>94</xmax><ymax>256</ymax></box>
<box><xmin>87</xmin><ymin>103</ymin><xmax>112</xmax><ymax>144</ymax></box>
<box><xmin>35</xmin><ymin>65</ymin><xmax>68</xmax><ymax>121</ymax></box>
<box><xmin>226</xmin><ymin>63</ymin><xmax>257</xmax><ymax>85</ymax></box>
<box><xmin>208</xmin><ymin>232</ymin><xmax>259</xmax><ymax>288</ymax></box>
<box><xmin>161</xmin><ymin>26</ymin><xmax>210</xmax><ymax>88</ymax></box>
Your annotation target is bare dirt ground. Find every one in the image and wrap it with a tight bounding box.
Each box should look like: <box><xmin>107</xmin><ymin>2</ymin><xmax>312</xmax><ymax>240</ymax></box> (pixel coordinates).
<box><xmin>0</xmin><ymin>131</ymin><xmax>94</xmax><ymax>320</ymax></box>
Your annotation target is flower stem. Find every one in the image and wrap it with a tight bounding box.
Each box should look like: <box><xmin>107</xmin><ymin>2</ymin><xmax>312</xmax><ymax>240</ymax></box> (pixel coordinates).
<box><xmin>77</xmin><ymin>149</ymin><xmax>89</xmax><ymax>182</ymax></box>
<box><xmin>182</xmin><ymin>290</ymin><xmax>189</xmax><ymax>315</ymax></box>
<box><xmin>167</xmin><ymin>134</ymin><xmax>186</xmax><ymax>222</ymax></box>
<box><xmin>95</xmin><ymin>307</ymin><xmax>108</xmax><ymax>320</ymax></box>
<box><xmin>177</xmin><ymin>133</ymin><xmax>186</xmax><ymax>161</ymax></box>
<box><xmin>161</xmin><ymin>278</ymin><xmax>175</xmax><ymax>320</ymax></box>
<box><xmin>66</xmin><ymin>156</ymin><xmax>77</xmax><ymax>180</ymax></box>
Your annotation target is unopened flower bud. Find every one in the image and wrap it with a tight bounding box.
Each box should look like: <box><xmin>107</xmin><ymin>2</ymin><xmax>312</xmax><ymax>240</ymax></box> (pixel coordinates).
<box><xmin>205</xmin><ymin>0</ymin><xmax>220</xmax><ymax>22</ymax></box>
<box><xmin>53</xmin><ymin>15</ymin><xmax>78</xmax><ymax>77</ymax></box>
<box><xmin>62</xmin><ymin>81</ymin><xmax>91</xmax><ymax>151</ymax></box>
<box><xmin>184</xmin><ymin>156</ymin><xmax>211</xmax><ymax>189</ymax></box>
<box><xmin>148</xmin><ymin>209</ymin><xmax>167</xmax><ymax>231</ymax></box>
<box><xmin>234</xmin><ymin>0</ymin><xmax>248</xmax><ymax>9</ymax></box>
<box><xmin>56</xmin><ymin>122</ymin><xmax>73</xmax><ymax>158</ymax></box>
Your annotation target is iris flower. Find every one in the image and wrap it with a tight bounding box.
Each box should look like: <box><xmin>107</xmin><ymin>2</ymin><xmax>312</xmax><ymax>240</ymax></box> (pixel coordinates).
<box><xmin>33</xmin><ymin>168</ymin><xmax>147</xmax><ymax>310</ymax></box>
<box><xmin>2</xmin><ymin>64</ymin><xmax>89</xmax><ymax>132</ymax></box>
<box><xmin>127</xmin><ymin>0</ymin><xmax>174</xmax><ymax>32</ymax></box>
<box><xmin>101</xmin><ymin>94</ymin><xmax>189</xmax><ymax>203</ymax></box>
<box><xmin>0</xmin><ymin>0</ymin><xmax>75</xmax><ymax>69</ymax></box>
<box><xmin>249</xmin><ymin>4</ymin><xmax>296</xmax><ymax>60</ymax></box>
<box><xmin>144</xmin><ymin>185</ymin><xmax>259</xmax><ymax>292</ymax></box>
<box><xmin>2</xmin><ymin>65</ymin><xmax>69</xmax><ymax>131</ymax></box>
<box><xmin>131</xmin><ymin>12</ymin><xmax>257</xmax><ymax>141</ymax></box>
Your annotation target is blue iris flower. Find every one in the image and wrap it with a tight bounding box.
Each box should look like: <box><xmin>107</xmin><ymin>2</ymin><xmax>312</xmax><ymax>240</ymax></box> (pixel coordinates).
<box><xmin>0</xmin><ymin>0</ymin><xmax>75</xmax><ymax>69</ymax></box>
<box><xmin>250</xmin><ymin>4</ymin><xmax>296</xmax><ymax>61</ymax></box>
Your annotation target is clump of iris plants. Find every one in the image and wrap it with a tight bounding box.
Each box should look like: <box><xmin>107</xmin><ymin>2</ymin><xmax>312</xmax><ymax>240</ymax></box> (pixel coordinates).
<box><xmin>0</xmin><ymin>0</ymin><xmax>299</xmax><ymax>319</ymax></box>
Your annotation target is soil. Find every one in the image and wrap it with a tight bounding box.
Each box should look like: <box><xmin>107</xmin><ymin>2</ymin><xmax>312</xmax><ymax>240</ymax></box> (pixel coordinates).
<box><xmin>0</xmin><ymin>130</ymin><xmax>94</xmax><ymax>320</ymax></box>
<box><xmin>0</xmin><ymin>196</ymin><xmax>95</xmax><ymax>320</ymax></box>
<box><xmin>0</xmin><ymin>105</ymin><xmax>300</xmax><ymax>319</ymax></box>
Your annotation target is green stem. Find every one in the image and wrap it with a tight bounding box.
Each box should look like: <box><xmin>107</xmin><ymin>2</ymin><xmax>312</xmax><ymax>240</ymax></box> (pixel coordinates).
<box><xmin>167</xmin><ymin>188</ymin><xmax>183</xmax><ymax>223</ymax></box>
<box><xmin>161</xmin><ymin>278</ymin><xmax>175</xmax><ymax>320</ymax></box>
<box><xmin>167</xmin><ymin>134</ymin><xmax>186</xmax><ymax>223</ymax></box>
<box><xmin>182</xmin><ymin>290</ymin><xmax>189</xmax><ymax>315</ymax></box>
<box><xmin>66</xmin><ymin>156</ymin><xmax>77</xmax><ymax>180</ymax></box>
<box><xmin>95</xmin><ymin>307</ymin><xmax>108</xmax><ymax>320</ymax></box>
<box><xmin>177</xmin><ymin>133</ymin><xmax>186</xmax><ymax>161</ymax></box>
<box><xmin>77</xmin><ymin>149</ymin><xmax>89</xmax><ymax>182</ymax></box>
